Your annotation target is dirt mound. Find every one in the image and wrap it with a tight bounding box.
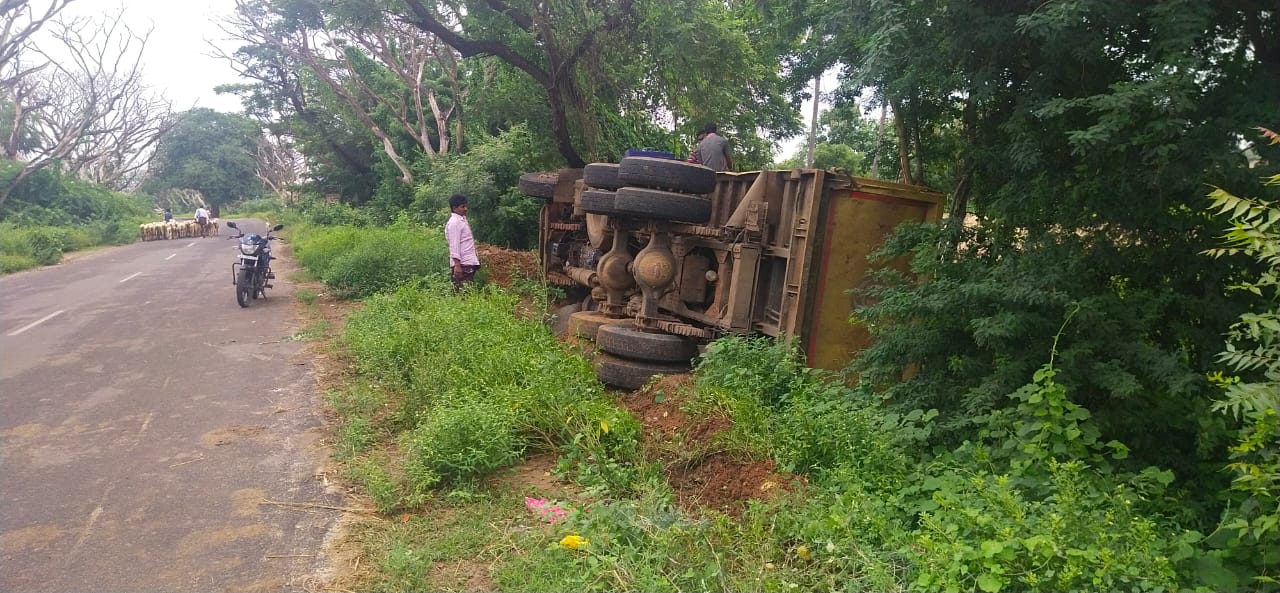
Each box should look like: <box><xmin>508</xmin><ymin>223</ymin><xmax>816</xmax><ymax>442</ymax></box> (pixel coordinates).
<box><xmin>478</xmin><ymin>245</ymin><xmax>539</xmax><ymax>289</ymax></box>
<box><xmin>619</xmin><ymin>375</ymin><xmax>796</xmax><ymax>517</ymax></box>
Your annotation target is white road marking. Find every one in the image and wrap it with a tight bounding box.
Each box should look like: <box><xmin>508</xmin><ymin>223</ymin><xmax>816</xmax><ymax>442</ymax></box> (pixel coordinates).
<box><xmin>164</xmin><ymin>253</ymin><xmax>177</xmax><ymax>260</ymax></box>
<box><xmin>185</xmin><ymin>242</ymin><xmax>196</xmax><ymax>248</ymax></box>
<box><xmin>119</xmin><ymin>272</ymin><xmax>141</xmax><ymax>283</ymax></box>
<box><xmin>6</xmin><ymin>309</ymin><xmax>65</xmax><ymax>336</ymax></box>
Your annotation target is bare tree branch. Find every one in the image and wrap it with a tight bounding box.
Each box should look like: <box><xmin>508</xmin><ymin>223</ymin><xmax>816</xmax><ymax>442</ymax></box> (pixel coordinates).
<box><xmin>212</xmin><ymin>2</ymin><xmax>374</xmax><ymax>179</ymax></box>
<box><xmin>2</xmin><ymin>7</ymin><xmax>173</xmax><ymax>202</ymax></box>
<box><xmin>226</xmin><ymin>0</ymin><xmax>414</xmax><ymax>183</ymax></box>
<box><xmin>255</xmin><ymin>129</ymin><xmax>302</xmax><ymax>202</ymax></box>
<box><xmin>0</xmin><ymin>0</ymin><xmax>74</xmax><ymax>92</ymax></box>
<box><xmin>400</xmin><ymin>0</ymin><xmax>636</xmax><ymax>167</ymax></box>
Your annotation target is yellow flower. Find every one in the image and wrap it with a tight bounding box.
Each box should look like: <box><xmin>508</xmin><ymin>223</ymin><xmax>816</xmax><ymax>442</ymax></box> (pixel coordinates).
<box><xmin>560</xmin><ymin>534</ymin><xmax>589</xmax><ymax>550</ymax></box>
<box><xmin>795</xmin><ymin>545</ymin><xmax>811</xmax><ymax>561</ymax></box>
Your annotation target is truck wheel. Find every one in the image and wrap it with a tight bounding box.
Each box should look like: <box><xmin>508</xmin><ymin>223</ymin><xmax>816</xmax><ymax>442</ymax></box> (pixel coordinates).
<box><xmin>580</xmin><ymin>189</ymin><xmax>620</xmax><ymax>215</ymax></box>
<box><xmin>519</xmin><ymin>172</ymin><xmax>557</xmax><ymax>199</ymax></box>
<box><xmin>584</xmin><ymin>163</ymin><xmax>622</xmax><ymax>190</ymax></box>
<box><xmin>567</xmin><ymin>311</ymin><xmax>630</xmax><ymax>341</ymax></box>
<box><xmin>594</xmin><ymin>353</ymin><xmax>689</xmax><ymax>390</ymax></box>
<box><xmin>596</xmin><ymin>323</ymin><xmax>698</xmax><ymax>362</ymax></box>
<box><xmin>618</xmin><ymin>157</ymin><xmax>716</xmax><ymax>194</ymax></box>
<box><xmin>614</xmin><ymin>187</ymin><xmax>712</xmax><ymax>224</ymax></box>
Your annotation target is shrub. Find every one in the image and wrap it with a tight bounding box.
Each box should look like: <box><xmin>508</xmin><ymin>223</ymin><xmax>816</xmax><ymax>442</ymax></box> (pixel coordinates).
<box><xmin>1202</xmin><ymin>160</ymin><xmax>1280</xmax><ymax>590</ymax></box>
<box><xmin>403</xmin><ymin>398</ymin><xmax>523</xmax><ymax>488</ymax></box>
<box><xmin>28</xmin><ymin>228</ymin><xmax>64</xmax><ymax>265</ymax></box>
<box><xmin>1</xmin><ymin>254</ymin><xmax>35</xmax><ymax>273</ymax></box>
<box><xmin>412</xmin><ymin>125</ymin><xmax>544</xmax><ymax>249</ymax></box>
<box><xmin>289</xmin><ymin>219</ymin><xmax>450</xmax><ymax>299</ymax></box>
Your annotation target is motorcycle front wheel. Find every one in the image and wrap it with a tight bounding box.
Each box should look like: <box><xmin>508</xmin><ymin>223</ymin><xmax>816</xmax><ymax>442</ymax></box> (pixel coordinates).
<box><xmin>236</xmin><ymin>268</ymin><xmax>253</xmax><ymax>307</ymax></box>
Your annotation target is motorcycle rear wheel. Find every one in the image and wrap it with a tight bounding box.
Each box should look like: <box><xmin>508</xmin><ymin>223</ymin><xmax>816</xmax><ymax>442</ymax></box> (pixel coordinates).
<box><xmin>236</xmin><ymin>269</ymin><xmax>253</xmax><ymax>307</ymax></box>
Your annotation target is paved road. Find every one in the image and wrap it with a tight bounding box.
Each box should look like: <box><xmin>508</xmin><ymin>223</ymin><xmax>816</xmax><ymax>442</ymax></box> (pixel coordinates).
<box><xmin>0</xmin><ymin>221</ymin><xmax>341</xmax><ymax>592</ymax></box>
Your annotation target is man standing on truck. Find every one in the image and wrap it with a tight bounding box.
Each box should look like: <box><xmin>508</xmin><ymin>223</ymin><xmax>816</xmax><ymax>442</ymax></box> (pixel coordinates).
<box><xmin>445</xmin><ymin>194</ymin><xmax>480</xmax><ymax>290</ymax></box>
<box><xmin>695</xmin><ymin>123</ymin><xmax>732</xmax><ymax>172</ymax></box>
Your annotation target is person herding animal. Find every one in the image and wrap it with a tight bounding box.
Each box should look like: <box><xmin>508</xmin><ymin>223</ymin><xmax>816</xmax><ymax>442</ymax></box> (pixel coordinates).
<box><xmin>194</xmin><ymin>205</ymin><xmax>211</xmax><ymax>238</ymax></box>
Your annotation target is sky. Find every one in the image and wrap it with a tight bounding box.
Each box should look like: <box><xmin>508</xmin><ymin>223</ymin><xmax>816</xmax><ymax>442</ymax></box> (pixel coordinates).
<box><xmin>41</xmin><ymin>0</ymin><xmax>828</xmax><ymax>159</ymax></box>
<box><xmin>52</xmin><ymin>0</ymin><xmax>245</xmax><ymax>113</ymax></box>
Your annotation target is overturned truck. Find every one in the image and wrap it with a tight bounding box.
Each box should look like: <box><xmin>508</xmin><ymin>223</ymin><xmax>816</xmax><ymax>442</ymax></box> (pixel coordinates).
<box><xmin>519</xmin><ymin>157</ymin><xmax>943</xmax><ymax>389</ymax></box>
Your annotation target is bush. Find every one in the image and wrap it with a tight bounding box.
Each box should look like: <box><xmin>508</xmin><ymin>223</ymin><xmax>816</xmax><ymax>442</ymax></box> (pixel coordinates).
<box><xmin>403</xmin><ymin>398</ymin><xmax>523</xmax><ymax>488</ymax></box>
<box><xmin>28</xmin><ymin>228</ymin><xmax>64</xmax><ymax>265</ymax></box>
<box><xmin>339</xmin><ymin>283</ymin><xmax>636</xmax><ymax>498</ymax></box>
<box><xmin>321</xmin><ymin>226</ymin><xmax>449</xmax><ymax>299</ymax></box>
<box><xmin>412</xmin><ymin>125</ymin><xmax>544</xmax><ymax>249</ymax></box>
<box><xmin>1</xmin><ymin>254</ymin><xmax>35</xmax><ymax>273</ymax></box>
<box><xmin>289</xmin><ymin>218</ymin><xmax>450</xmax><ymax>299</ymax></box>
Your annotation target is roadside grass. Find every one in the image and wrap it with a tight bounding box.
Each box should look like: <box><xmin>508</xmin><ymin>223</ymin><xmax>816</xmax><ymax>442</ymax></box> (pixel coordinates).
<box><xmin>287</xmin><ymin>318</ymin><xmax>331</xmax><ymax>342</ymax></box>
<box><xmin>294</xmin><ymin>288</ymin><xmax>319</xmax><ymax>304</ymax></box>
<box><xmin>1</xmin><ymin>218</ymin><xmax>149</xmax><ymax>273</ymax></box>
<box><xmin>293</xmin><ymin>218</ymin><xmax>1205</xmax><ymax>592</ymax></box>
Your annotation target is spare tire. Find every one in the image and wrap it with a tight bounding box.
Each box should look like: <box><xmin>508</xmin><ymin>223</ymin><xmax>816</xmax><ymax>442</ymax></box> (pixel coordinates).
<box><xmin>594</xmin><ymin>353</ymin><xmax>690</xmax><ymax>390</ymax></box>
<box><xmin>597</xmin><ymin>323</ymin><xmax>698</xmax><ymax>362</ymax></box>
<box><xmin>583</xmin><ymin>163</ymin><xmax>622</xmax><ymax>190</ymax></box>
<box><xmin>618</xmin><ymin>157</ymin><xmax>716</xmax><ymax>194</ymax></box>
<box><xmin>580</xmin><ymin>189</ymin><xmax>620</xmax><ymax>215</ymax></box>
<box><xmin>614</xmin><ymin>187</ymin><xmax>712</xmax><ymax>224</ymax></box>
<box><xmin>518</xmin><ymin>172</ymin><xmax>557</xmax><ymax>199</ymax></box>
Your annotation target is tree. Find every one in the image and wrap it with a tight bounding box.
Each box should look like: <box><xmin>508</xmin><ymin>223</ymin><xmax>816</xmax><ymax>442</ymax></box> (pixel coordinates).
<box><xmin>1</xmin><ymin>7</ymin><xmax>174</xmax><ymax>201</ymax></box>
<box><xmin>146</xmin><ymin>108</ymin><xmax>263</xmax><ymax>214</ymax></box>
<box><xmin>255</xmin><ymin>129</ymin><xmax>301</xmax><ymax>203</ymax></box>
<box><xmin>0</xmin><ymin>0</ymin><xmax>73</xmax><ymax>92</ymax></box>
<box><xmin>818</xmin><ymin>0</ymin><xmax>1280</xmax><ymax>520</ymax></box>
<box><xmin>220</xmin><ymin>0</ymin><xmax>469</xmax><ymax>184</ymax></box>
<box><xmin>394</xmin><ymin>0</ymin><xmax>799</xmax><ymax>168</ymax></box>
<box><xmin>213</xmin><ymin>2</ymin><xmax>379</xmax><ymax>202</ymax></box>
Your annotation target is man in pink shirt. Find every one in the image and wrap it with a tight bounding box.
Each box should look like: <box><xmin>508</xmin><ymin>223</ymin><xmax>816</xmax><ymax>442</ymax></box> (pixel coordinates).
<box><xmin>445</xmin><ymin>194</ymin><xmax>480</xmax><ymax>289</ymax></box>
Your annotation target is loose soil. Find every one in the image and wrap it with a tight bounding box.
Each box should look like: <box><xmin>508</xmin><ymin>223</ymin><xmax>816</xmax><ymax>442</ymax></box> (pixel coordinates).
<box><xmin>617</xmin><ymin>375</ymin><xmax>797</xmax><ymax>517</ymax></box>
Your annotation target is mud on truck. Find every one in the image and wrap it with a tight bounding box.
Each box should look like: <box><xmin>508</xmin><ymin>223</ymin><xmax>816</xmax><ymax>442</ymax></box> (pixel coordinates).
<box><xmin>519</xmin><ymin>156</ymin><xmax>944</xmax><ymax>390</ymax></box>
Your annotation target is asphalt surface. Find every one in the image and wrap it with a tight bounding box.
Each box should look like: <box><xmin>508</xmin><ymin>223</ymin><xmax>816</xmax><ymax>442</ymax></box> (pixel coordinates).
<box><xmin>0</xmin><ymin>220</ymin><xmax>342</xmax><ymax>592</ymax></box>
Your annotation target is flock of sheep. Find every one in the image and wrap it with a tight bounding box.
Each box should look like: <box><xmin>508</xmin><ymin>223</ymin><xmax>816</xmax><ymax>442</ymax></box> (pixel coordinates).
<box><xmin>138</xmin><ymin>219</ymin><xmax>219</xmax><ymax>241</ymax></box>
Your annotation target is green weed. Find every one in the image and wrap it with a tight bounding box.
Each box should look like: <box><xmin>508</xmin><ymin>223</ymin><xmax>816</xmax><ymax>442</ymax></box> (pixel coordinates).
<box><xmin>287</xmin><ymin>318</ymin><xmax>331</xmax><ymax>341</ymax></box>
<box><xmin>295</xmin><ymin>289</ymin><xmax>319</xmax><ymax>305</ymax></box>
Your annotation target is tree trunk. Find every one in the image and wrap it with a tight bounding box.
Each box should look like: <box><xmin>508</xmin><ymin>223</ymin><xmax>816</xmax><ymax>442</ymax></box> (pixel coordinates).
<box><xmin>870</xmin><ymin>102</ymin><xmax>887</xmax><ymax>178</ymax></box>
<box><xmin>402</xmin><ymin>0</ymin><xmax>630</xmax><ymax>168</ymax></box>
<box><xmin>890</xmin><ymin>96</ymin><xmax>914</xmax><ymax>185</ymax></box>
<box><xmin>806</xmin><ymin>73</ymin><xmax>820</xmax><ymax>167</ymax></box>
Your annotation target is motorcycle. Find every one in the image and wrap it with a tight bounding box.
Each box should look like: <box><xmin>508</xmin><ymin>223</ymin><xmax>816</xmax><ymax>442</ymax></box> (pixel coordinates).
<box><xmin>226</xmin><ymin>221</ymin><xmax>284</xmax><ymax>307</ymax></box>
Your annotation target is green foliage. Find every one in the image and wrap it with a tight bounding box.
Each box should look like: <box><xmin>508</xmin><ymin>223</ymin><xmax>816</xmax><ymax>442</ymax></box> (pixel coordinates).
<box><xmin>338</xmin><ymin>283</ymin><xmax>636</xmax><ymax>503</ymax></box>
<box><xmin>774</xmin><ymin>142</ymin><xmax>864</xmax><ymax>173</ymax></box>
<box><xmin>1203</xmin><ymin>162</ymin><xmax>1280</xmax><ymax>589</ymax></box>
<box><xmin>146</xmin><ymin>108</ymin><xmax>264</xmax><ymax>209</ymax></box>
<box><xmin>0</xmin><ymin>165</ymin><xmax>151</xmax><ymax>274</ymax></box>
<box><xmin>26</xmin><ymin>228</ymin><xmax>64</xmax><ymax>265</ymax></box>
<box><xmin>412</xmin><ymin>125</ymin><xmax>543</xmax><ymax>249</ymax></box>
<box><xmin>289</xmin><ymin>217</ymin><xmax>450</xmax><ymax>299</ymax></box>
<box><xmin>0</xmin><ymin>254</ymin><xmax>34</xmax><ymax>273</ymax></box>
<box><xmin>908</xmin><ymin>460</ymin><xmax>1185</xmax><ymax>593</ymax></box>
<box><xmin>697</xmin><ymin>337</ymin><xmax>910</xmax><ymax>481</ymax></box>
<box><xmin>403</xmin><ymin>398</ymin><xmax>523</xmax><ymax>489</ymax></box>
<box><xmin>851</xmin><ymin>220</ymin><xmax>1238</xmax><ymax>514</ymax></box>
<box><xmin>695</xmin><ymin>337</ymin><xmax>810</xmax><ymax>409</ymax></box>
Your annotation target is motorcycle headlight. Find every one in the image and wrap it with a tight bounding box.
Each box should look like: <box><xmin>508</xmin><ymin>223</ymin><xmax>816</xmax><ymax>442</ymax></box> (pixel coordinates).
<box><xmin>239</xmin><ymin>243</ymin><xmax>258</xmax><ymax>255</ymax></box>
